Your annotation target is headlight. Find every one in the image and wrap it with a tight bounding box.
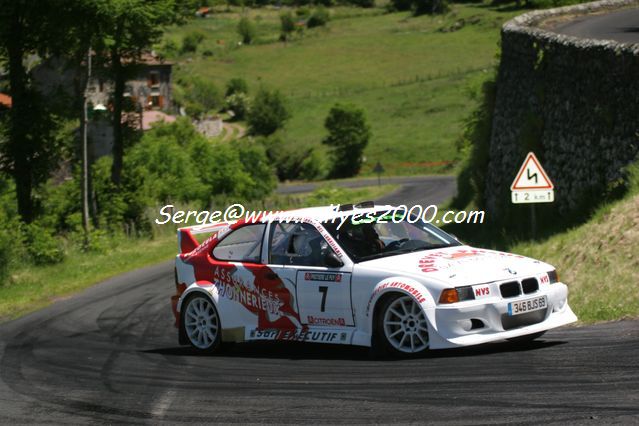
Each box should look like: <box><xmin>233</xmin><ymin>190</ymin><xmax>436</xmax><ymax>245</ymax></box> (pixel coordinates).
<box><xmin>439</xmin><ymin>286</ymin><xmax>475</xmax><ymax>304</ymax></box>
<box><xmin>547</xmin><ymin>270</ymin><xmax>559</xmax><ymax>284</ymax></box>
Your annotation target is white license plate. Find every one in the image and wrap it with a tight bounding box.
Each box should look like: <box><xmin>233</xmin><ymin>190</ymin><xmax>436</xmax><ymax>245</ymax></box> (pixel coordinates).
<box><xmin>508</xmin><ymin>296</ymin><xmax>547</xmax><ymax>316</ymax></box>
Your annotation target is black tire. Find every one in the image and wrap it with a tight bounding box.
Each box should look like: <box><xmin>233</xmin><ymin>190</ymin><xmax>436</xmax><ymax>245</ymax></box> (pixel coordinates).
<box><xmin>507</xmin><ymin>331</ymin><xmax>546</xmax><ymax>344</ymax></box>
<box><xmin>373</xmin><ymin>293</ymin><xmax>430</xmax><ymax>358</ymax></box>
<box><xmin>180</xmin><ymin>293</ymin><xmax>222</xmax><ymax>353</ymax></box>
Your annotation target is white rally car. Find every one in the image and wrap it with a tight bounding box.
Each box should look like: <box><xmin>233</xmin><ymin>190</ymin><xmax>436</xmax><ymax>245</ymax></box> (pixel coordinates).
<box><xmin>170</xmin><ymin>203</ymin><xmax>577</xmax><ymax>356</ymax></box>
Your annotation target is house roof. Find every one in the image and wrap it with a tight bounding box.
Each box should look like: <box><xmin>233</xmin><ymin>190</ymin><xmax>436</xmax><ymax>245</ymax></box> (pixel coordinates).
<box><xmin>0</xmin><ymin>93</ymin><xmax>11</xmax><ymax>108</ymax></box>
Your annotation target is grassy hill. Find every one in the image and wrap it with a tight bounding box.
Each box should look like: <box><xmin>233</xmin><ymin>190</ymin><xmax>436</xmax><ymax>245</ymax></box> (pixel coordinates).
<box><xmin>162</xmin><ymin>4</ymin><xmax>519</xmax><ymax>176</ymax></box>
<box><xmin>511</xmin><ymin>191</ymin><xmax>639</xmax><ymax>323</ymax></box>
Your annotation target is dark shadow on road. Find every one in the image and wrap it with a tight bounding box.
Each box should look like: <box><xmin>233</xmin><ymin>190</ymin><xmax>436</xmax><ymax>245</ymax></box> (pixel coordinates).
<box><xmin>142</xmin><ymin>339</ymin><xmax>566</xmax><ymax>361</ymax></box>
<box><xmin>619</xmin><ymin>26</ymin><xmax>639</xmax><ymax>33</ymax></box>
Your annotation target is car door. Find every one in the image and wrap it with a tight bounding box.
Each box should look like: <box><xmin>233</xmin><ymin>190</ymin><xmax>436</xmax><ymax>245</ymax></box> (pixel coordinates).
<box><xmin>266</xmin><ymin>222</ymin><xmax>354</xmax><ymax>327</ymax></box>
<box><xmin>210</xmin><ymin>223</ymin><xmax>301</xmax><ymax>330</ymax></box>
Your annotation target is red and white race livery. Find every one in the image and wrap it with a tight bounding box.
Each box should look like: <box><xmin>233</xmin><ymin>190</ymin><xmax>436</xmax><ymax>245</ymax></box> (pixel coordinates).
<box><xmin>170</xmin><ymin>203</ymin><xmax>577</xmax><ymax>356</ymax></box>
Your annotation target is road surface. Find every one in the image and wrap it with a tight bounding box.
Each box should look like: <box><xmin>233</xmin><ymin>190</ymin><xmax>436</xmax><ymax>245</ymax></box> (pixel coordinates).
<box><xmin>0</xmin><ymin>260</ymin><xmax>637</xmax><ymax>423</ymax></box>
<box><xmin>551</xmin><ymin>7</ymin><xmax>639</xmax><ymax>43</ymax></box>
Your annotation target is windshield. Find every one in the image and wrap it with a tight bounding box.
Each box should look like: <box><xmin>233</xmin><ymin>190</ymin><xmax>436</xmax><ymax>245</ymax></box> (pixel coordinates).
<box><xmin>322</xmin><ymin>211</ymin><xmax>461</xmax><ymax>262</ymax></box>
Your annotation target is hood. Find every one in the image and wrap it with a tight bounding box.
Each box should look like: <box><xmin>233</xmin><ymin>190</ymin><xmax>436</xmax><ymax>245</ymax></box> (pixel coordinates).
<box><xmin>360</xmin><ymin>245</ymin><xmax>549</xmax><ymax>287</ymax></box>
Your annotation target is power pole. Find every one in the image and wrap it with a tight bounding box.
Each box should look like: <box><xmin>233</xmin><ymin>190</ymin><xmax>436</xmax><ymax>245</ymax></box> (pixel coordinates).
<box><xmin>81</xmin><ymin>48</ymin><xmax>91</xmax><ymax>247</ymax></box>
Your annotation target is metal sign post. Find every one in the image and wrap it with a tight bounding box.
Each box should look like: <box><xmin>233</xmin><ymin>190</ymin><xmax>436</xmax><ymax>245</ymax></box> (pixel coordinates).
<box><xmin>373</xmin><ymin>161</ymin><xmax>384</xmax><ymax>187</ymax></box>
<box><xmin>511</xmin><ymin>152</ymin><xmax>554</xmax><ymax>238</ymax></box>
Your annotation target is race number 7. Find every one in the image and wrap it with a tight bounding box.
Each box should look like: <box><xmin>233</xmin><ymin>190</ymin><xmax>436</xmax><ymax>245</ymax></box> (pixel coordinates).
<box><xmin>318</xmin><ymin>286</ymin><xmax>328</xmax><ymax>312</ymax></box>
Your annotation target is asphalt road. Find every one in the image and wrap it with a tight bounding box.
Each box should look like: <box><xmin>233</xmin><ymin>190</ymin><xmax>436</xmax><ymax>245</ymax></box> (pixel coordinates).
<box><xmin>0</xmin><ymin>176</ymin><xmax>638</xmax><ymax>423</ymax></box>
<box><xmin>278</xmin><ymin>175</ymin><xmax>458</xmax><ymax>207</ymax></box>
<box><xmin>552</xmin><ymin>7</ymin><xmax>639</xmax><ymax>43</ymax></box>
<box><xmin>0</xmin><ymin>260</ymin><xmax>638</xmax><ymax>424</ymax></box>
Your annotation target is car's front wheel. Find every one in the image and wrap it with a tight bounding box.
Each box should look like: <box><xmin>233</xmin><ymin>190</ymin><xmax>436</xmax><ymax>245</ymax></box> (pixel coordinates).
<box><xmin>375</xmin><ymin>294</ymin><xmax>430</xmax><ymax>357</ymax></box>
<box><xmin>181</xmin><ymin>293</ymin><xmax>221</xmax><ymax>353</ymax></box>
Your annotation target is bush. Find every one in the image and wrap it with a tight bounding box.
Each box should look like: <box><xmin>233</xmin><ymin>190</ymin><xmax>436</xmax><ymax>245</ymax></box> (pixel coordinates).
<box><xmin>261</xmin><ymin>136</ymin><xmax>328</xmax><ymax>181</ymax></box>
<box><xmin>224</xmin><ymin>92</ymin><xmax>250</xmax><ymax>121</ymax></box>
<box><xmin>0</xmin><ymin>230</ymin><xmax>12</xmax><ymax>284</ymax></box>
<box><xmin>296</xmin><ymin>7</ymin><xmax>311</xmax><ymax>17</ymax></box>
<box><xmin>452</xmin><ymin>77</ymin><xmax>496</xmax><ymax>211</ymax></box>
<box><xmin>22</xmin><ymin>223</ymin><xmax>65</xmax><ymax>265</ymax></box>
<box><xmin>347</xmin><ymin>0</ymin><xmax>375</xmax><ymax>7</ymax></box>
<box><xmin>299</xmin><ymin>149</ymin><xmax>328</xmax><ymax>181</ymax></box>
<box><xmin>307</xmin><ymin>7</ymin><xmax>330</xmax><ymax>28</ymax></box>
<box><xmin>389</xmin><ymin>0</ymin><xmax>413</xmax><ymax>11</ymax></box>
<box><xmin>262</xmin><ymin>136</ymin><xmax>308</xmax><ymax>180</ymax></box>
<box><xmin>182</xmin><ymin>31</ymin><xmax>205</xmax><ymax>53</ymax></box>
<box><xmin>322</xmin><ymin>103</ymin><xmax>371</xmax><ymax>178</ymax></box>
<box><xmin>177</xmin><ymin>77</ymin><xmax>223</xmax><ymax>118</ymax></box>
<box><xmin>248</xmin><ymin>88</ymin><xmax>290</xmax><ymax>136</ymax></box>
<box><xmin>237</xmin><ymin>17</ymin><xmax>257</xmax><ymax>45</ymax></box>
<box><xmin>160</xmin><ymin>39</ymin><xmax>179</xmax><ymax>57</ymax></box>
<box><xmin>234</xmin><ymin>140</ymin><xmax>277</xmax><ymax>199</ymax></box>
<box><xmin>92</xmin><ymin>156</ymin><xmax>152</xmax><ymax>233</ymax></box>
<box><xmin>280</xmin><ymin>11</ymin><xmax>296</xmax><ymax>41</ymax></box>
<box><xmin>413</xmin><ymin>0</ymin><xmax>449</xmax><ymax>15</ymax></box>
<box><xmin>0</xmin><ymin>181</ymin><xmax>22</xmax><ymax>283</ymax></box>
<box><xmin>225</xmin><ymin>77</ymin><xmax>249</xmax><ymax>97</ymax></box>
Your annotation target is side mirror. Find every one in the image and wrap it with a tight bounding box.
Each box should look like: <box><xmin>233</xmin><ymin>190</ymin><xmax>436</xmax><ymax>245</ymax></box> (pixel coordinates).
<box><xmin>324</xmin><ymin>251</ymin><xmax>343</xmax><ymax>268</ymax></box>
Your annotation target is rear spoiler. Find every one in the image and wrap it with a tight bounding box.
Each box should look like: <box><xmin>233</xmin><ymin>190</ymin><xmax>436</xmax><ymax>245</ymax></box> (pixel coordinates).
<box><xmin>177</xmin><ymin>222</ymin><xmax>232</xmax><ymax>254</ymax></box>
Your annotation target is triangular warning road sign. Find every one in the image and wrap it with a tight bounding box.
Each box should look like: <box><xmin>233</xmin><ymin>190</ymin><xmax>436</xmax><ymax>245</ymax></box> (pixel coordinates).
<box><xmin>510</xmin><ymin>152</ymin><xmax>554</xmax><ymax>190</ymax></box>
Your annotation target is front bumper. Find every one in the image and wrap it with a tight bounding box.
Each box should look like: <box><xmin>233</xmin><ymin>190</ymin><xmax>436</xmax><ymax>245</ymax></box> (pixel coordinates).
<box><xmin>427</xmin><ymin>282</ymin><xmax>577</xmax><ymax>349</ymax></box>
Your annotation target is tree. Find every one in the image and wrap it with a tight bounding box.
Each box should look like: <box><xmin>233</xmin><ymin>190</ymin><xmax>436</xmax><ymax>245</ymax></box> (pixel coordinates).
<box><xmin>237</xmin><ymin>17</ymin><xmax>256</xmax><ymax>45</ymax></box>
<box><xmin>280</xmin><ymin>12</ymin><xmax>296</xmax><ymax>41</ymax></box>
<box><xmin>322</xmin><ymin>104</ymin><xmax>370</xmax><ymax>178</ymax></box>
<box><xmin>0</xmin><ymin>0</ymin><xmax>76</xmax><ymax>223</ymax></box>
<box><xmin>96</xmin><ymin>0</ymin><xmax>177</xmax><ymax>186</ymax></box>
<box><xmin>307</xmin><ymin>7</ymin><xmax>330</xmax><ymax>29</ymax></box>
<box><xmin>247</xmin><ymin>88</ymin><xmax>290</xmax><ymax>136</ymax></box>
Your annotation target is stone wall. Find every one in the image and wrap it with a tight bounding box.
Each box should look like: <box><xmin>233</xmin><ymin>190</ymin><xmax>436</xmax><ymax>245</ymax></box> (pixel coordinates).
<box><xmin>485</xmin><ymin>0</ymin><xmax>639</xmax><ymax>223</ymax></box>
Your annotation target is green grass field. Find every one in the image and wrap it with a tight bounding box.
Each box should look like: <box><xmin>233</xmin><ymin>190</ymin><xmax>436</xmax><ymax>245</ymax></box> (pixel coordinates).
<box><xmin>163</xmin><ymin>3</ymin><xmax>518</xmax><ymax>176</ymax></box>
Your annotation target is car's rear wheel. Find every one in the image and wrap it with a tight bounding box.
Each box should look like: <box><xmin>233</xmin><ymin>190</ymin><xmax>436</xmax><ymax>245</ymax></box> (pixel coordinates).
<box><xmin>375</xmin><ymin>294</ymin><xmax>429</xmax><ymax>357</ymax></box>
<box><xmin>181</xmin><ymin>294</ymin><xmax>221</xmax><ymax>353</ymax></box>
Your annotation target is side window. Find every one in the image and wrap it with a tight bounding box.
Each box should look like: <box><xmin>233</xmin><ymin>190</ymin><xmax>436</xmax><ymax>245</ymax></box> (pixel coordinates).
<box><xmin>212</xmin><ymin>224</ymin><xmax>266</xmax><ymax>263</ymax></box>
<box><xmin>269</xmin><ymin>222</ymin><xmax>336</xmax><ymax>267</ymax></box>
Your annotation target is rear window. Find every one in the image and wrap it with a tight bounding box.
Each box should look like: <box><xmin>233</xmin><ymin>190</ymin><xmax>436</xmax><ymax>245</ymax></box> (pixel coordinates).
<box><xmin>212</xmin><ymin>224</ymin><xmax>266</xmax><ymax>263</ymax></box>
